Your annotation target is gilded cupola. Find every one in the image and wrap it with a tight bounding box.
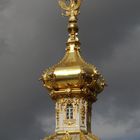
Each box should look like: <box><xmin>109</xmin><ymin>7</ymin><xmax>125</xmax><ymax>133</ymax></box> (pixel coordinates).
<box><xmin>40</xmin><ymin>0</ymin><xmax>106</xmax><ymax>102</ymax></box>
<box><xmin>40</xmin><ymin>0</ymin><xmax>106</xmax><ymax>139</ymax></box>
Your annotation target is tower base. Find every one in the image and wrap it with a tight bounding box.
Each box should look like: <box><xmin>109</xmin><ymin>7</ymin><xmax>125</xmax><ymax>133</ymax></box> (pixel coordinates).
<box><xmin>43</xmin><ymin>131</ymin><xmax>100</xmax><ymax>140</ymax></box>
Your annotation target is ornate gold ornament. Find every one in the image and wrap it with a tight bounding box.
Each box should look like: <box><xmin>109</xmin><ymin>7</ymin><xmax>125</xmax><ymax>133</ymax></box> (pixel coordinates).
<box><xmin>61</xmin><ymin>131</ymin><xmax>72</xmax><ymax>140</ymax></box>
<box><xmin>64</xmin><ymin>119</ymin><xmax>76</xmax><ymax>125</ymax></box>
<box><xmin>58</xmin><ymin>0</ymin><xmax>81</xmax><ymax>17</ymax></box>
<box><xmin>57</xmin><ymin>98</ymin><xmax>80</xmax><ymax>109</ymax></box>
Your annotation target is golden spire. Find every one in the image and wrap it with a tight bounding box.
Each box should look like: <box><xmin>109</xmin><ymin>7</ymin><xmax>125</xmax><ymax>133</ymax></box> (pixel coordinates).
<box><xmin>40</xmin><ymin>1</ymin><xmax>105</xmax><ymax>102</ymax></box>
<box><xmin>59</xmin><ymin>0</ymin><xmax>82</xmax><ymax>51</ymax></box>
<box><xmin>41</xmin><ymin>0</ymin><xmax>106</xmax><ymax>139</ymax></box>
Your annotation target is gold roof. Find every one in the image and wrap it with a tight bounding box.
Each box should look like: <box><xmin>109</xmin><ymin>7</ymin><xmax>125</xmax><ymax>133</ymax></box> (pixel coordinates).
<box><xmin>40</xmin><ymin>0</ymin><xmax>106</xmax><ymax>102</ymax></box>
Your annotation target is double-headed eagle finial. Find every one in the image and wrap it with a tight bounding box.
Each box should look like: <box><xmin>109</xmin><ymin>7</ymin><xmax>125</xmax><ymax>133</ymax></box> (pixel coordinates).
<box><xmin>58</xmin><ymin>0</ymin><xmax>82</xmax><ymax>17</ymax></box>
<box><xmin>58</xmin><ymin>0</ymin><xmax>82</xmax><ymax>49</ymax></box>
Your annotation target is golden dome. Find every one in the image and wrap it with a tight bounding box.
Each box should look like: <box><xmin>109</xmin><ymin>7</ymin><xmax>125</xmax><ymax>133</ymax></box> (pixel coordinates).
<box><xmin>41</xmin><ymin>44</ymin><xmax>105</xmax><ymax>102</ymax></box>
<box><xmin>40</xmin><ymin>0</ymin><xmax>106</xmax><ymax>102</ymax></box>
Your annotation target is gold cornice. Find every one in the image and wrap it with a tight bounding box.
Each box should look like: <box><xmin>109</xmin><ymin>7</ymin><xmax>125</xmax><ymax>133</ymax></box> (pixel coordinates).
<box><xmin>50</xmin><ymin>89</ymin><xmax>97</xmax><ymax>102</ymax></box>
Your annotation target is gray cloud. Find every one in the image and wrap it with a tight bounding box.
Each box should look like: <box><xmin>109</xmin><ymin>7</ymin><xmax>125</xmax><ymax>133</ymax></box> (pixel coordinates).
<box><xmin>93</xmin><ymin>26</ymin><xmax>140</xmax><ymax>139</ymax></box>
<box><xmin>0</xmin><ymin>0</ymin><xmax>140</xmax><ymax>140</ymax></box>
<box><xmin>0</xmin><ymin>38</ymin><xmax>8</xmax><ymax>55</ymax></box>
<box><xmin>0</xmin><ymin>0</ymin><xmax>11</xmax><ymax>11</ymax></box>
<box><xmin>78</xmin><ymin>0</ymin><xmax>140</xmax><ymax>62</ymax></box>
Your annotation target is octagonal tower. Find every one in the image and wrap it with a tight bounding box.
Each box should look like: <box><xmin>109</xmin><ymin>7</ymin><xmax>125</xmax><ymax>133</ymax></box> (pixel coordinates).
<box><xmin>40</xmin><ymin>0</ymin><xmax>106</xmax><ymax>140</ymax></box>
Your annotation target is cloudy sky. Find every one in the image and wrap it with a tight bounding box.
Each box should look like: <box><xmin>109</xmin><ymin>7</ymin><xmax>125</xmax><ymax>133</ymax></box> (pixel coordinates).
<box><xmin>0</xmin><ymin>0</ymin><xmax>140</xmax><ymax>140</ymax></box>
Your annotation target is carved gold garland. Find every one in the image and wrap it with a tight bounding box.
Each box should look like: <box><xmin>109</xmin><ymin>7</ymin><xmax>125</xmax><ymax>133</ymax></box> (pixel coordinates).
<box><xmin>58</xmin><ymin>98</ymin><xmax>80</xmax><ymax>105</ymax></box>
<box><xmin>63</xmin><ymin>119</ymin><xmax>76</xmax><ymax>126</ymax></box>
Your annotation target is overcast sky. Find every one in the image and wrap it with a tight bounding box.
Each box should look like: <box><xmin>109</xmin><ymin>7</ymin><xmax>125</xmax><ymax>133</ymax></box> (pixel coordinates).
<box><xmin>0</xmin><ymin>0</ymin><xmax>140</xmax><ymax>140</ymax></box>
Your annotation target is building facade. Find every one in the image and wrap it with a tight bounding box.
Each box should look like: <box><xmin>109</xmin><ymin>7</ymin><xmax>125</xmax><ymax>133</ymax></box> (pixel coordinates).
<box><xmin>40</xmin><ymin>0</ymin><xmax>106</xmax><ymax>140</ymax></box>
